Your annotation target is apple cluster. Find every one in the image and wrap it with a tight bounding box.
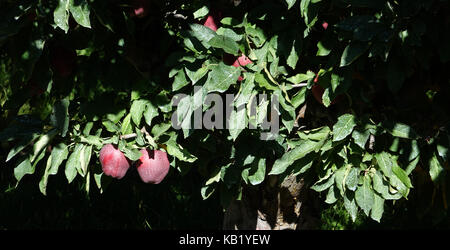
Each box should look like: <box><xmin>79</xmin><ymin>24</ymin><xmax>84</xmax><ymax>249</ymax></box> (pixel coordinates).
<box><xmin>99</xmin><ymin>144</ymin><xmax>170</xmax><ymax>184</ymax></box>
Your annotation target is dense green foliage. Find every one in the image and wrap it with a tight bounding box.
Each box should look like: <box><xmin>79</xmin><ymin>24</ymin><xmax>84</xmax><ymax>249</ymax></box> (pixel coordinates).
<box><xmin>1</xmin><ymin>0</ymin><xmax>450</xmax><ymax>228</ymax></box>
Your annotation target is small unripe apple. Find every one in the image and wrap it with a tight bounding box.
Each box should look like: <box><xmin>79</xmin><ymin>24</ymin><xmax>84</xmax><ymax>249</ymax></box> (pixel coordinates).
<box><xmin>99</xmin><ymin>144</ymin><xmax>130</xmax><ymax>179</ymax></box>
<box><xmin>49</xmin><ymin>45</ymin><xmax>77</xmax><ymax>77</ymax></box>
<box><xmin>137</xmin><ymin>149</ymin><xmax>170</xmax><ymax>184</ymax></box>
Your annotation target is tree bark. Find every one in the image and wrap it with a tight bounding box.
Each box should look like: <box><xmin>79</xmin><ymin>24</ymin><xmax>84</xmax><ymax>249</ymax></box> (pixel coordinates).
<box><xmin>223</xmin><ymin>174</ymin><xmax>320</xmax><ymax>230</ymax></box>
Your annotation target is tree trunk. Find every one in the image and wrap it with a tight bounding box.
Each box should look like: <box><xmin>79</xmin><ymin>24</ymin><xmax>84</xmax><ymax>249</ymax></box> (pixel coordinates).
<box><xmin>223</xmin><ymin>175</ymin><xmax>320</xmax><ymax>230</ymax></box>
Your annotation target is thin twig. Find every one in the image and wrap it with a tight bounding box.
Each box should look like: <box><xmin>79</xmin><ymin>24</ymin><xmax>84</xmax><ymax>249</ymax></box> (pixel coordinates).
<box><xmin>290</xmin><ymin>82</ymin><xmax>308</xmax><ymax>88</ymax></box>
<box><xmin>120</xmin><ymin>133</ymin><xmax>137</xmax><ymax>140</ymax></box>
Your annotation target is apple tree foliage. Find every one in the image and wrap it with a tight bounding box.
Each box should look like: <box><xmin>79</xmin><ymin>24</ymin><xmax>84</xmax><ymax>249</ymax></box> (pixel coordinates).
<box><xmin>1</xmin><ymin>0</ymin><xmax>450</xmax><ymax>224</ymax></box>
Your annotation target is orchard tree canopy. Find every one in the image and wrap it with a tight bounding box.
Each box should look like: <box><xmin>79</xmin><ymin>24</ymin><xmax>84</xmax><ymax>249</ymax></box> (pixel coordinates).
<box><xmin>1</xmin><ymin>0</ymin><xmax>450</xmax><ymax>228</ymax></box>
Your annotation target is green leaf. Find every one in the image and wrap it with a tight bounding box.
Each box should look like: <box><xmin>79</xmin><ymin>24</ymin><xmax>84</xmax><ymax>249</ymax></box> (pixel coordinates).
<box><xmin>173</xmin><ymin>69</ymin><xmax>189</xmax><ymax>91</ymax></box>
<box><xmin>143</xmin><ymin>102</ymin><xmax>158</xmax><ymax>127</ymax></box>
<box><xmin>204</xmin><ymin>62</ymin><xmax>241</xmax><ymax>93</ymax></box>
<box><xmin>316</xmin><ymin>41</ymin><xmax>331</xmax><ymax>56</ymax></box>
<box><xmin>208</xmin><ymin>35</ymin><xmax>240</xmax><ymax>55</ymax></box>
<box><xmin>229</xmin><ymin>108</ymin><xmax>247</xmax><ymax>141</ymax></box>
<box><xmin>80</xmin><ymin>135</ymin><xmax>103</xmax><ymax>147</ymax></box>
<box><xmin>130</xmin><ymin>99</ymin><xmax>148</xmax><ymax>127</ymax></box>
<box><xmin>340</xmin><ymin>41</ymin><xmax>369</xmax><ymax>67</ymax></box>
<box><xmin>189</xmin><ymin>24</ymin><xmax>216</xmax><ymax>48</ymax></box>
<box><xmin>285</xmin><ymin>0</ymin><xmax>297</xmax><ymax>9</ymax></box>
<box><xmin>346</xmin><ymin>167</ymin><xmax>360</xmax><ymax>191</ymax></box>
<box><xmin>121</xmin><ymin>113</ymin><xmax>133</xmax><ymax>135</ymax></box>
<box><xmin>352</xmin><ymin>129</ymin><xmax>370</xmax><ymax>149</ymax></box>
<box><xmin>69</xmin><ymin>0</ymin><xmax>91</xmax><ymax>28</ymax></box>
<box><xmin>343</xmin><ymin>191</ymin><xmax>358</xmax><ymax>222</ymax></box>
<box><xmin>6</xmin><ymin>133</ymin><xmax>40</xmax><ymax>162</ymax></box>
<box><xmin>269</xmin><ymin>139</ymin><xmax>325</xmax><ymax>175</ymax></box>
<box><xmin>334</xmin><ymin>164</ymin><xmax>349</xmax><ymax>196</ymax></box>
<box><xmin>311</xmin><ymin>174</ymin><xmax>335</xmax><ymax>192</ymax></box>
<box><xmin>39</xmin><ymin>143</ymin><xmax>69</xmax><ymax>195</ymax></box>
<box><xmin>30</xmin><ymin>129</ymin><xmax>58</xmax><ymax>163</ymax></box>
<box><xmin>286</xmin><ymin>71</ymin><xmax>315</xmax><ymax>84</ymax></box>
<box><xmin>54</xmin><ymin>0</ymin><xmax>70</xmax><ymax>33</ymax></box>
<box><xmin>187</xmin><ymin>66</ymin><xmax>209</xmax><ymax>85</ymax></box>
<box><xmin>429</xmin><ymin>152</ymin><xmax>445</xmax><ymax>183</ymax></box>
<box><xmin>383</xmin><ymin>122</ymin><xmax>418</xmax><ymax>139</ymax></box>
<box><xmin>193</xmin><ymin>5</ymin><xmax>209</xmax><ymax>19</ymax></box>
<box><xmin>255</xmin><ymin>72</ymin><xmax>278</xmax><ymax>91</ymax></box>
<box><xmin>65</xmin><ymin>144</ymin><xmax>83</xmax><ymax>183</ymax></box>
<box><xmin>14</xmin><ymin>158</ymin><xmax>34</xmax><ymax>183</ymax></box>
<box><xmin>50</xmin><ymin>98</ymin><xmax>70</xmax><ymax>137</ymax></box>
<box><xmin>151</xmin><ymin>123</ymin><xmax>172</xmax><ymax>139</ymax></box>
<box><xmin>437</xmin><ymin>143</ymin><xmax>449</xmax><ymax>162</ymax></box>
<box><xmin>102</xmin><ymin>120</ymin><xmax>120</xmax><ymax>132</ymax></box>
<box><xmin>375</xmin><ymin>152</ymin><xmax>393</xmax><ymax>178</ymax></box>
<box><xmin>373</xmin><ymin>171</ymin><xmax>401</xmax><ymax>200</ymax></box>
<box><xmin>325</xmin><ymin>186</ymin><xmax>338</xmax><ymax>204</ymax></box>
<box><xmin>106</xmin><ymin>109</ymin><xmax>126</xmax><ymax>124</ymax></box>
<box><xmin>216</xmin><ymin>28</ymin><xmax>243</xmax><ymax>42</ymax></box>
<box><xmin>121</xmin><ymin>147</ymin><xmax>142</xmax><ymax>161</ymax></box>
<box><xmin>248</xmin><ymin>158</ymin><xmax>266</xmax><ymax>185</ymax></box>
<box><xmin>355</xmin><ymin>175</ymin><xmax>374</xmax><ymax>216</ymax></box>
<box><xmin>287</xmin><ymin>39</ymin><xmax>300</xmax><ymax>69</ymax></box>
<box><xmin>166</xmin><ymin>140</ymin><xmax>197</xmax><ymax>163</ymax></box>
<box><xmin>392</xmin><ymin>163</ymin><xmax>412</xmax><ymax>188</ymax></box>
<box><xmin>370</xmin><ymin>193</ymin><xmax>384</xmax><ymax>222</ymax></box>
<box><xmin>78</xmin><ymin>144</ymin><xmax>92</xmax><ymax>177</ymax></box>
<box><xmin>333</xmin><ymin>114</ymin><xmax>357</xmax><ymax>141</ymax></box>
<box><xmin>83</xmin><ymin>122</ymin><xmax>94</xmax><ymax>136</ymax></box>
<box><xmin>291</xmin><ymin>152</ymin><xmax>316</xmax><ymax>175</ymax></box>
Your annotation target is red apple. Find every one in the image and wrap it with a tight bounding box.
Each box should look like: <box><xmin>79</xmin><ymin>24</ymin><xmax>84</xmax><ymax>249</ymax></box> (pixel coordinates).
<box><xmin>232</xmin><ymin>54</ymin><xmax>253</xmax><ymax>67</ymax></box>
<box><xmin>203</xmin><ymin>15</ymin><xmax>218</xmax><ymax>31</ymax></box>
<box><xmin>130</xmin><ymin>0</ymin><xmax>150</xmax><ymax>18</ymax></box>
<box><xmin>137</xmin><ymin>149</ymin><xmax>170</xmax><ymax>184</ymax></box>
<box><xmin>322</xmin><ymin>22</ymin><xmax>329</xmax><ymax>30</ymax></box>
<box><xmin>223</xmin><ymin>54</ymin><xmax>253</xmax><ymax>81</ymax></box>
<box><xmin>49</xmin><ymin>45</ymin><xmax>77</xmax><ymax>77</ymax></box>
<box><xmin>202</xmin><ymin>11</ymin><xmax>222</xmax><ymax>31</ymax></box>
<box><xmin>312</xmin><ymin>84</ymin><xmax>326</xmax><ymax>105</ymax></box>
<box><xmin>99</xmin><ymin>144</ymin><xmax>130</xmax><ymax>179</ymax></box>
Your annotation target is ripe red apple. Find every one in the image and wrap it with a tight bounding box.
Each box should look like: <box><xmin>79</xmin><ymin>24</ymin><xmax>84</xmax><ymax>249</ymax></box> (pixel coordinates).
<box><xmin>137</xmin><ymin>149</ymin><xmax>170</xmax><ymax>184</ymax></box>
<box><xmin>202</xmin><ymin>11</ymin><xmax>222</xmax><ymax>31</ymax></box>
<box><xmin>99</xmin><ymin>144</ymin><xmax>130</xmax><ymax>179</ymax></box>
<box><xmin>203</xmin><ymin>15</ymin><xmax>218</xmax><ymax>31</ymax></box>
<box><xmin>130</xmin><ymin>0</ymin><xmax>150</xmax><ymax>18</ymax></box>
<box><xmin>312</xmin><ymin>84</ymin><xmax>326</xmax><ymax>105</ymax></box>
<box><xmin>322</xmin><ymin>22</ymin><xmax>329</xmax><ymax>30</ymax></box>
<box><xmin>223</xmin><ymin>54</ymin><xmax>253</xmax><ymax>81</ymax></box>
<box><xmin>232</xmin><ymin>54</ymin><xmax>253</xmax><ymax>68</ymax></box>
<box><xmin>49</xmin><ymin>45</ymin><xmax>77</xmax><ymax>77</ymax></box>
